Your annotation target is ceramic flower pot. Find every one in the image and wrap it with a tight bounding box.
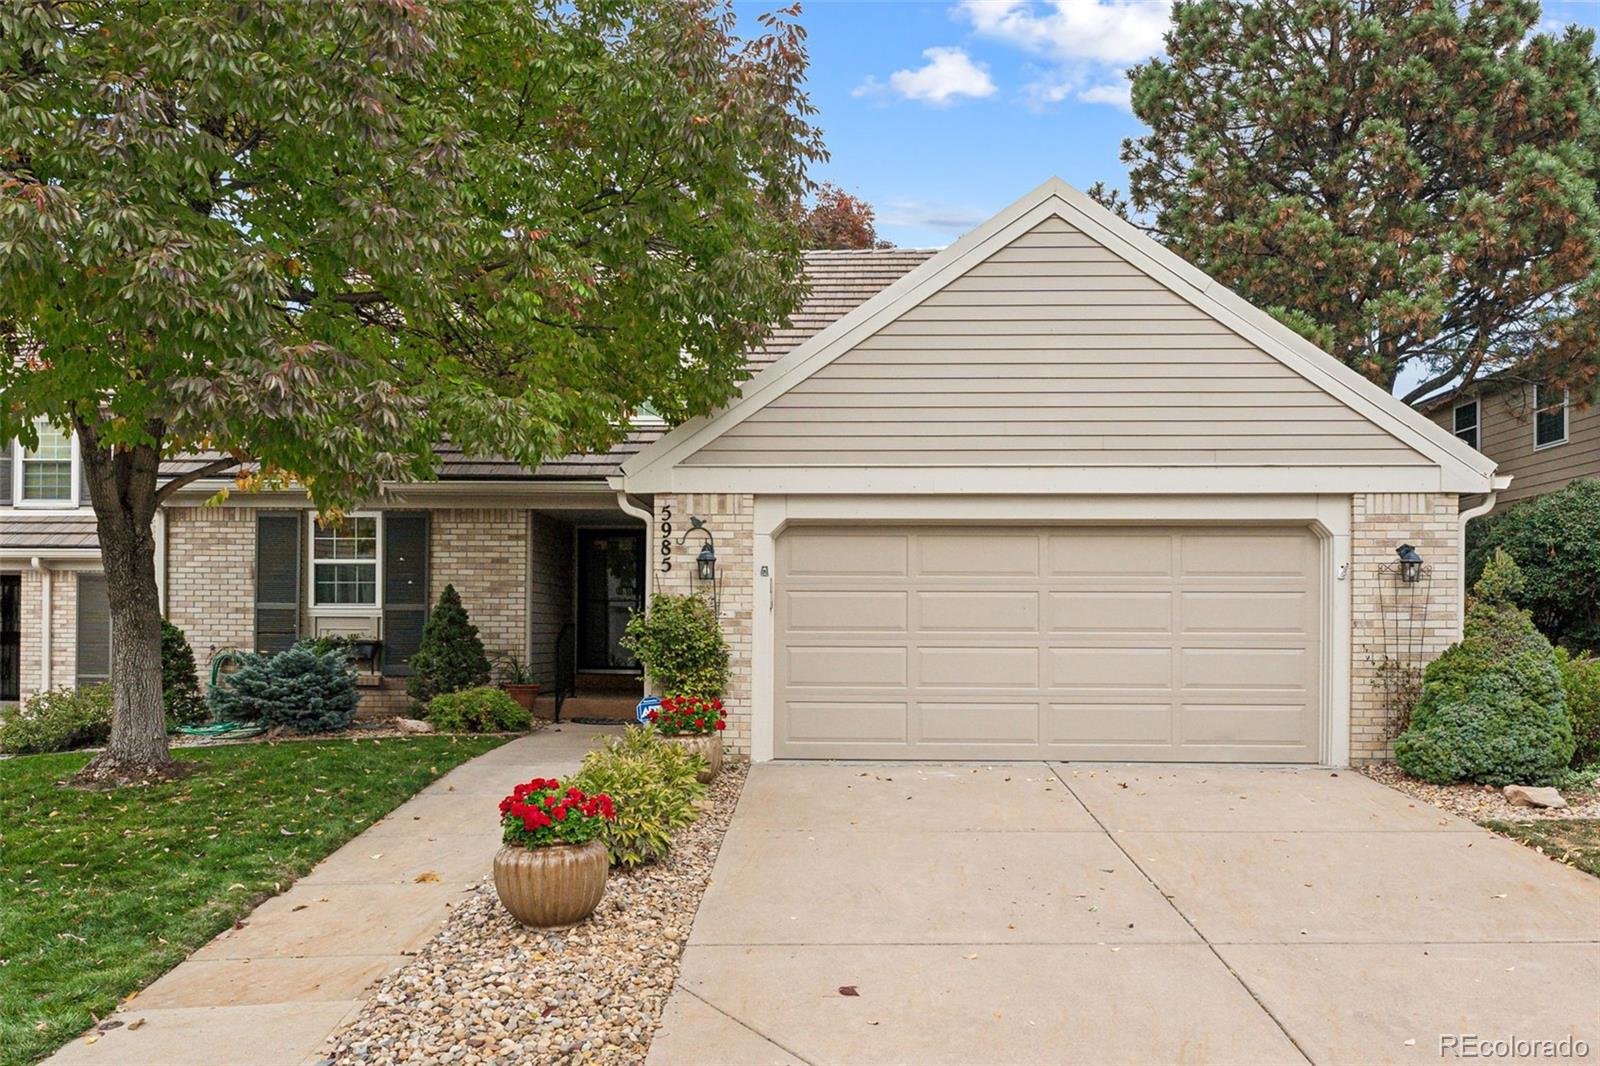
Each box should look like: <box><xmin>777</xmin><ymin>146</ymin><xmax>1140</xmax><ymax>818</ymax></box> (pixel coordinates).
<box><xmin>666</xmin><ymin>732</ymin><xmax>723</xmax><ymax>783</ymax></box>
<box><xmin>501</xmin><ymin>683</ymin><xmax>540</xmax><ymax>713</ymax></box>
<box><xmin>492</xmin><ymin>839</ymin><xmax>608</xmax><ymax>929</ymax></box>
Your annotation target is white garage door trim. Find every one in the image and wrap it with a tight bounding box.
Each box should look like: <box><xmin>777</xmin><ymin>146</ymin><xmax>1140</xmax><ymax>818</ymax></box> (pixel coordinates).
<box><xmin>749</xmin><ymin>495</ymin><xmax>1352</xmax><ymax>766</ymax></box>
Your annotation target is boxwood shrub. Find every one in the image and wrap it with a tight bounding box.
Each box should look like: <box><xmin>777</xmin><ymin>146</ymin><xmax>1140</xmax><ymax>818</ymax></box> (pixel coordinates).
<box><xmin>1467</xmin><ymin>479</ymin><xmax>1600</xmax><ymax>652</ymax></box>
<box><xmin>620</xmin><ymin>594</ymin><xmax>729</xmax><ymax>699</ymax></box>
<box><xmin>0</xmin><ymin>684</ymin><xmax>113</xmax><ymax>754</ymax></box>
<box><xmin>425</xmin><ymin>685</ymin><xmax>531</xmax><ymax>733</ymax></box>
<box><xmin>1556</xmin><ymin>648</ymin><xmax>1600</xmax><ymax>769</ymax></box>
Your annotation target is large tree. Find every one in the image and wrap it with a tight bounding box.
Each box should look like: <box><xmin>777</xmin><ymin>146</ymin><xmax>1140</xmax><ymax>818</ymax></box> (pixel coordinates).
<box><xmin>1093</xmin><ymin>0</ymin><xmax>1600</xmax><ymax>403</ymax></box>
<box><xmin>0</xmin><ymin>0</ymin><xmax>822</xmax><ymax>783</ymax></box>
<box><xmin>796</xmin><ymin>182</ymin><xmax>891</xmax><ymax>249</ymax></box>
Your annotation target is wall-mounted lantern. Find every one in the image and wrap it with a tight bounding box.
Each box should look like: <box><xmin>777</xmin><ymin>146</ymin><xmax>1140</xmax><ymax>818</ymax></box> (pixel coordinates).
<box><xmin>1396</xmin><ymin>544</ymin><xmax>1424</xmax><ymax>584</ymax></box>
<box><xmin>678</xmin><ymin>516</ymin><xmax>719</xmax><ymax>608</ymax></box>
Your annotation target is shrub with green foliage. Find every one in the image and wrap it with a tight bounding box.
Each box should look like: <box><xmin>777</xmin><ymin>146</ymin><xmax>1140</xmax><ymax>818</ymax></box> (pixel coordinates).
<box><xmin>1467</xmin><ymin>479</ymin><xmax>1600</xmax><ymax>652</ymax></box>
<box><xmin>621</xmin><ymin>593</ymin><xmax>729</xmax><ymax>699</ymax></box>
<box><xmin>160</xmin><ymin>619</ymin><xmax>208</xmax><ymax>727</ymax></box>
<box><xmin>208</xmin><ymin>645</ymin><xmax>359</xmax><ymax>733</ymax></box>
<box><xmin>573</xmin><ymin>726</ymin><xmax>706</xmax><ymax>867</ymax></box>
<box><xmin>1556</xmin><ymin>648</ymin><xmax>1600</xmax><ymax>769</ymax></box>
<box><xmin>0</xmin><ymin>684</ymin><xmax>113</xmax><ymax>754</ymax></box>
<box><xmin>425</xmin><ymin>685</ymin><xmax>531</xmax><ymax>733</ymax></box>
<box><xmin>1395</xmin><ymin>551</ymin><xmax>1574</xmax><ymax>785</ymax></box>
<box><xmin>407</xmin><ymin>584</ymin><xmax>491</xmax><ymax>704</ymax></box>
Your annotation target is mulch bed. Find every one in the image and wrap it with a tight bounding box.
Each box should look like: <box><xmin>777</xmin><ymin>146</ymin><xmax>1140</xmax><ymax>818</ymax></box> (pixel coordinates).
<box><xmin>1360</xmin><ymin>763</ymin><xmax>1600</xmax><ymax>822</ymax></box>
<box><xmin>170</xmin><ymin>720</ymin><xmax>545</xmax><ymax>749</ymax></box>
<box><xmin>324</xmin><ymin>763</ymin><xmax>748</xmax><ymax>1066</ymax></box>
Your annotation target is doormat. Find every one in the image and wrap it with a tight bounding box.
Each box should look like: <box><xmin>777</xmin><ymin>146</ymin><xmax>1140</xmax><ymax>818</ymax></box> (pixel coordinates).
<box><xmin>565</xmin><ymin>716</ymin><xmax>632</xmax><ymax>726</ymax></box>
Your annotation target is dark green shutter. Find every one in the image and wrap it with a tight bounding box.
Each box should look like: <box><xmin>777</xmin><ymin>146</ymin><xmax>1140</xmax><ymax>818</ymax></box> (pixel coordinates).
<box><xmin>382</xmin><ymin>512</ymin><xmax>429</xmax><ymax>676</ymax></box>
<box><xmin>0</xmin><ymin>441</ymin><xmax>11</xmax><ymax>505</ymax></box>
<box><xmin>255</xmin><ymin>512</ymin><xmax>302</xmax><ymax>653</ymax></box>
<box><xmin>76</xmin><ymin>573</ymin><xmax>112</xmax><ymax>685</ymax></box>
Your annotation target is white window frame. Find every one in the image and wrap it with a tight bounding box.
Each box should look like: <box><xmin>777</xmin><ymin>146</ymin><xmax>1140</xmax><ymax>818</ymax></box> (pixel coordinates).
<box><xmin>1452</xmin><ymin>398</ymin><xmax>1480</xmax><ymax>451</ymax></box>
<box><xmin>1533</xmin><ymin>385</ymin><xmax>1569</xmax><ymax>451</ymax></box>
<box><xmin>307</xmin><ymin>512</ymin><xmax>384</xmax><ymax>613</ymax></box>
<box><xmin>12</xmin><ymin>422</ymin><xmax>80</xmax><ymax>508</ymax></box>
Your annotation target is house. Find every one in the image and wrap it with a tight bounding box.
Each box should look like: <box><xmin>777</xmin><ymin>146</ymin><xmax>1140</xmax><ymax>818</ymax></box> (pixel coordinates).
<box><xmin>1425</xmin><ymin>371</ymin><xmax>1597</xmax><ymax>505</ymax></box>
<box><xmin>3</xmin><ymin>179</ymin><xmax>1501</xmax><ymax>766</ymax></box>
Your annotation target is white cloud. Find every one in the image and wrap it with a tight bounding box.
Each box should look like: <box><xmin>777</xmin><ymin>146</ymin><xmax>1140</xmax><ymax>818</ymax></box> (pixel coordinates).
<box><xmin>1077</xmin><ymin>79</ymin><xmax>1133</xmax><ymax>110</ymax></box>
<box><xmin>960</xmin><ymin>0</ymin><xmax>1171</xmax><ymax>65</ymax></box>
<box><xmin>878</xmin><ymin>198</ymin><xmax>993</xmax><ymax>236</ymax></box>
<box><xmin>857</xmin><ymin>46</ymin><xmax>998</xmax><ymax>106</ymax></box>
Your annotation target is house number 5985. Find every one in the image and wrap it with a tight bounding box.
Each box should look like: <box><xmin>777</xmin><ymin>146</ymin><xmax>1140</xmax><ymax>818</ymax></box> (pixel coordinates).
<box><xmin>659</xmin><ymin>503</ymin><xmax>673</xmax><ymax>573</ymax></box>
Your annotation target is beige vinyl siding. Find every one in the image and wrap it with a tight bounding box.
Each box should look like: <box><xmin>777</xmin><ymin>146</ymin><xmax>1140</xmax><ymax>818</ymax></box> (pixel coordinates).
<box><xmin>686</xmin><ymin>217</ymin><xmax>1427</xmax><ymax>469</ymax></box>
<box><xmin>526</xmin><ymin>512</ymin><xmax>573</xmax><ymax>688</ymax></box>
<box><xmin>1430</xmin><ymin>383</ymin><xmax>1600</xmax><ymax>503</ymax></box>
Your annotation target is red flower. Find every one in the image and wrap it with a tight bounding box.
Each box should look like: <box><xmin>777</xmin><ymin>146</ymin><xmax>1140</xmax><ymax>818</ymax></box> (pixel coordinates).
<box><xmin>715</xmin><ymin>720</ymin><xmax>726</xmax><ymax>731</ymax></box>
<box><xmin>552</xmin><ymin>804</ymin><xmax>568</xmax><ymax>821</ymax></box>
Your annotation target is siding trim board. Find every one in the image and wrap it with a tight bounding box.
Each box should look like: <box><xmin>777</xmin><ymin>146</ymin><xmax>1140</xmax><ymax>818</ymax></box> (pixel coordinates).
<box><xmin>623</xmin><ymin>178</ymin><xmax>1496</xmax><ymax>495</ymax></box>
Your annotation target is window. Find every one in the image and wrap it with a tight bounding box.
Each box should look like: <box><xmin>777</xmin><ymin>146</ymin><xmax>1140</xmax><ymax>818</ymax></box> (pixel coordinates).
<box><xmin>1534</xmin><ymin>385</ymin><xmax>1568</xmax><ymax>449</ymax></box>
<box><xmin>17</xmin><ymin>420</ymin><xmax>76</xmax><ymax>504</ymax></box>
<box><xmin>311</xmin><ymin>514</ymin><xmax>381</xmax><ymax>608</ymax></box>
<box><xmin>1453</xmin><ymin>399</ymin><xmax>1479</xmax><ymax>451</ymax></box>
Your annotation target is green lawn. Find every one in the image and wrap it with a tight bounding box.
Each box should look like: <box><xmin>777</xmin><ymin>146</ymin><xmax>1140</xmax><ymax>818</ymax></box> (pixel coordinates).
<box><xmin>1485</xmin><ymin>819</ymin><xmax>1600</xmax><ymax>879</ymax></box>
<box><xmin>0</xmin><ymin>735</ymin><xmax>507</xmax><ymax>1066</ymax></box>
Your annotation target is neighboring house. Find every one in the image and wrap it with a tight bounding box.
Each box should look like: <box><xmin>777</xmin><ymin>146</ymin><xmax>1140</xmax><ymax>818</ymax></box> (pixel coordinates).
<box><xmin>4</xmin><ymin>179</ymin><xmax>1501</xmax><ymax>767</ymax></box>
<box><xmin>1425</xmin><ymin>373</ymin><xmax>1598</xmax><ymax>505</ymax></box>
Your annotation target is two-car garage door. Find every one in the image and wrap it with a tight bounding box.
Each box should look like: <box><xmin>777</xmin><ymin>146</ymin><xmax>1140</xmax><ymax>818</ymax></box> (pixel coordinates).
<box><xmin>774</xmin><ymin>525</ymin><xmax>1323</xmax><ymax>762</ymax></box>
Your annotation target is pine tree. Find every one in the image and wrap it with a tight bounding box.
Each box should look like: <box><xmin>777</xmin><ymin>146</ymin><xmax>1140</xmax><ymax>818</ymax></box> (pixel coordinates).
<box><xmin>407</xmin><ymin>584</ymin><xmax>491</xmax><ymax>704</ymax></box>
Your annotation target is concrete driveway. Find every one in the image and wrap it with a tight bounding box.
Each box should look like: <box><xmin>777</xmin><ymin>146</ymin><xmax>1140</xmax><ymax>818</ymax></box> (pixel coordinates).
<box><xmin>649</xmin><ymin>764</ymin><xmax>1600</xmax><ymax>1065</ymax></box>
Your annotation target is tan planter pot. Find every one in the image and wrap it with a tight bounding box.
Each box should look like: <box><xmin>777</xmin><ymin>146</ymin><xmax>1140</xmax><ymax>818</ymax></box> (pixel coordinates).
<box><xmin>666</xmin><ymin>733</ymin><xmax>723</xmax><ymax>783</ymax></box>
<box><xmin>502</xmin><ymin>683</ymin><xmax>540</xmax><ymax>713</ymax></box>
<box><xmin>492</xmin><ymin>839</ymin><xmax>608</xmax><ymax>929</ymax></box>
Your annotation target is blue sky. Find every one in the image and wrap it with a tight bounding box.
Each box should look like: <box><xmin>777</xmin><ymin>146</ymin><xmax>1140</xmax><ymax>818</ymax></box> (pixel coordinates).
<box><xmin>745</xmin><ymin>0</ymin><xmax>1600</xmax><ymax>248</ymax></box>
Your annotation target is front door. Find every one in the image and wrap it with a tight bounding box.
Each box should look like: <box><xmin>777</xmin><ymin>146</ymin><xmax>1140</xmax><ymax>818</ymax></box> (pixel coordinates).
<box><xmin>576</xmin><ymin>529</ymin><xmax>645</xmax><ymax>671</ymax></box>
<box><xmin>1</xmin><ymin>575</ymin><xmax>20</xmax><ymax>702</ymax></box>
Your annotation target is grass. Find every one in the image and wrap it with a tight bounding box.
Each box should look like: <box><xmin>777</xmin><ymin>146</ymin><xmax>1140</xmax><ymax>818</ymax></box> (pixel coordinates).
<box><xmin>1484</xmin><ymin>819</ymin><xmax>1600</xmax><ymax>879</ymax></box>
<box><xmin>0</xmin><ymin>734</ymin><xmax>507</xmax><ymax>1066</ymax></box>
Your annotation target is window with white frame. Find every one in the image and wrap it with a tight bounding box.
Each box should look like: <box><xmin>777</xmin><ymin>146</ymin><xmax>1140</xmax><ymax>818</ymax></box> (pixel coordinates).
<box><xmin>17</xmin><ymin>420</ymin><xmax>76</xmax><ymax>504</ymax></box>
<box><xmin>310</xmin><ymin>514</ymin><xmax>381</xmax><ymax>608</ymax></box>
<box><xmin>1452</xmin><ymin>399</ymin><xmax>1479</xmax><ymax>450</ymax></box>
<box><xmin>1534</xmin><ymin>385</ymin><xmax>1568</xmax><ymax>449</ymax></box>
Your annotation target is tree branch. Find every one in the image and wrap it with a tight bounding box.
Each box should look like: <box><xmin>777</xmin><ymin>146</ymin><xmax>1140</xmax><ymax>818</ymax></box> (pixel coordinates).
<box><xmin>154</xmin><ymin>457</ymin><xmax>241</xmax><ymax>505</ymax></box>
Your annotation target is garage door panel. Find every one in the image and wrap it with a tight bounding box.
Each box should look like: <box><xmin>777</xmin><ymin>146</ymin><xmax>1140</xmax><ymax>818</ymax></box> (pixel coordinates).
<box><xmin>1048</xmin><ymin>646</ymin><xmax>1172</xmax><ymax>689</ymax></box>
<box><xmin>1048</xmin><ymin>533</ymin><xmax>1172</xmax><ymax>576</ymax></box>
<box><xmin>916</xmin><ymin>590</ymin><xmax>1039</xmax><ymax>631</ymax></box>
<box><xmin>786</xmin><ymin>590</ymin><xmax>908</xmax><ymax>632</ymax></box>
<box><xmin>1048</xmin><ymin>591</ymin><xmax>1172</xmax><ymax>633</ymax></box>
<box><xmin>1047</xmin><ymin>702</ymin><xmax>1173</xmax><ymax>743</ymax></box>
<box><xmin>775</xmin><ymin>525</ymin><xmax>1321</xmax><ymax>762</ymax></box>
<box><xmin>918</xmin><ymin>702</ymin><xmax>1040</xmax><ymax>744</ymax></box>
<box><xmin>785</xmin><ymin>701</ymin><xmax>908</xmax><ymax>744</ymax></box>
<box><xmin>787</xmin><ymin>645</ymin><xmax>907</xmax><ymax>687</ymax></box>
<box><xmin>918</xmin><ymin>646</ymin><xmax>1039</xmax><ymax>687</ymax></box>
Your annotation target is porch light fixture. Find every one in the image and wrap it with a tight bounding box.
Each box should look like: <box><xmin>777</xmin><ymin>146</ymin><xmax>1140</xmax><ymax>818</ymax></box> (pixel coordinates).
<box><xmin>678</xmin><ymin>516</ymin><xmax>719</xmax><ymax>607</ymax></box>
<box><xmin>1396</xmin><ymin>544</ymin><xmax>1424</xmax><ymax>584</ymax></box>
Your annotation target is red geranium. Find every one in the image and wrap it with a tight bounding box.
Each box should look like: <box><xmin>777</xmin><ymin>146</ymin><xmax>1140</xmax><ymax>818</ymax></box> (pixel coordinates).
<box><xmin>499</xmin><ymin>776</ymin><xmax>614</xmax><ymax>850</ymax></box>
<box><xmin>646</xmin><ymin>694</ymin><xmax>727</xmax><ymax>736</ymax></box>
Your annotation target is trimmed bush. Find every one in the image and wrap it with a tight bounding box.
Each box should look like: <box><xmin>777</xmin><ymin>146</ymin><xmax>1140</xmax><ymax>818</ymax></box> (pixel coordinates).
<box><xmin>208</xmin><ymin>645</ymin><xmax>359</xmax><ymax>734</ymax></box>
<box><xmin>1395</xmin><ymin>551</ymin><xmax>1575</xmax><ymax>785</ymax></box>
<box><xmin>1467</xmin><ymin>479</ymin><xmax>1600</xmax><ymax>651</ymax></box>
<box><xmin>620</xmin><ymin>593</ymin><xmax>729</xmax><ymax>699</ymax></box>
<box><xmin>161</xmin><ymin>619</ymin><xmax>208</xmax><ymax>727</ymax></box>
<box><xmin>573</xmin><ymin>726</ymin><xmax>705</xmax><ymax>867</ymax></box>
<box><xmin>1556</xmin><ymin>648</ymin><xmax>1600</xmax><ymax>769</ymax></box>
<box><xmin>425</xmin><ymin>685</ymin><xmax>531</xmax><ymax>733</ymax></box>
<box><xmin>407</xmin><ymin>584</ymin><xmax>491</xmax><ymax>704</ymax></box>
<box><xmin>0</xmin><ymin>684</ymin><xmax>113</xmax><ymax>754</ymax></box>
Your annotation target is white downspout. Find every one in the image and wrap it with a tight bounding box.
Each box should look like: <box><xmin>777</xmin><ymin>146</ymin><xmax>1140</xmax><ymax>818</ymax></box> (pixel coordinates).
<box><xmin>31</xmin><ymin>558</ymin><xmax>51</xmax><ymax>691</ymax></box>
<box><xmin>1455</xmin><ymin>476</ymin><xmax>1513</xmax><ymax>639</ymax></box>
<box><xmin>154</xmin><ymin>508</ymin><xmax>167</xmax><ymax>615</ymax></box>
<box><xmin>614</xmin><ymin>487</ymin><xmax>656</xmax><ymax>697</ymax></box>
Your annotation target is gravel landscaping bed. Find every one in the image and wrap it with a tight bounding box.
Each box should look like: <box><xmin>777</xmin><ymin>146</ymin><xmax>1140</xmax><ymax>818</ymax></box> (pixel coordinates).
<box><xmin>1361</xmin><ymin>763</ymin><xmax>1600</xmax><ymax>822</ymax></box>
<box><xmin>325</xmin><ymin>762</ymin><xmax>748</xmax><ymax>1066</ymax></box>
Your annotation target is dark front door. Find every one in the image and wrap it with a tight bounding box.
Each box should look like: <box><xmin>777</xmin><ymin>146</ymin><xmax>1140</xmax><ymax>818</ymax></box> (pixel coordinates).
<box><xmin>1</xmin><ymin>575</ymin><xmax>20</xmax><ymax>702</ymax></box>
<box><xmin>577</xmin><ymin>529</ymin><xmax>644</xmax><ymax>671</ymax></box>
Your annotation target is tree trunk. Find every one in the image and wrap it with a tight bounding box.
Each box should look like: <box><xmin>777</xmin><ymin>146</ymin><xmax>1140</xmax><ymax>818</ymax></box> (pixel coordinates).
<box><xmin>71</xmin><ymin>428</ymin><xmax>182</xmax><ymax>786</ymax></box>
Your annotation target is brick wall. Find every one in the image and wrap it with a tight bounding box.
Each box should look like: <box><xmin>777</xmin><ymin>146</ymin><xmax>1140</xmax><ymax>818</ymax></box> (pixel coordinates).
<box><xmin>431</xmin><ymin>508</ymin><xmax>528</xmax><ymax>667</ymax></box>
<box><xmin>164</xmin><ymin>506</ymin><xmax>256</xmax><ymax>665</ymax></box>
<box><xmin>1349</xmin><ymin>492</ymin><xmax>1461</xmax><ymax>764</ymax></box>
<box><xmin>12</xmin><ymin>568</ymin><xmax>78</xmax><ymax>700</ymax></box>
<box><xmin>653</xmin><ymin>493</ymin><xmax>754</xmax><ymax>757</ymax></box>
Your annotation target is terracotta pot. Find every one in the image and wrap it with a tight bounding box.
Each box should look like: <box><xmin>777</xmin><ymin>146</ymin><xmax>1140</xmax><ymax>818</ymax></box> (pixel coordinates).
<box><xmin>492</xmin><ymin>839</ymin><xmax>608</xmax><ymax>929</ymax></box>
<box><xmin>666</xmin><ymin>732</ymin><xmax>723</xmax><ymax>783</ymax></box>
<box><xmin>502</xmin><ymin>683</ymin><xmax>540</xmax><ymax>712</ymax></box>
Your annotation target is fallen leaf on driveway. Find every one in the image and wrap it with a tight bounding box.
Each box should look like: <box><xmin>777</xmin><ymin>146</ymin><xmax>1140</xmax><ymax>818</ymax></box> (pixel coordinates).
<box><xmin>291</xmin><ymin>905</ymin><xmax>308</xmax><ymax>912</ymax></box>
<box><xmin>962</xmin><ymin>953</ymin><xmax>978</xmax><ymax>960</ymax></box>
<box><xmin>415</xmin><ymin>871</ymin><xmax>441</xmax><ymax>883</ymax></box>
<box><xmin>96</xmin><ymin>1020</ymin><xmax>123</xmax><ymax>1032</ymax></box>
<box><xmin>838</xmin><ymin>986</ymin><xmax>859</xmax><ymax>997</ymax></box>
<box><xmin>127</xmin><ymin>1019</ymin><xmax>146</xmax><ymax>1031</ymax></box>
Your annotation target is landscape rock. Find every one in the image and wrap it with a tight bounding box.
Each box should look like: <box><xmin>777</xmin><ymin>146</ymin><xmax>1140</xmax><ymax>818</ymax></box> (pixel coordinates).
<box><xmin>395</xmin><ymin>718</ymin><xmax>436</xmax><ymax>735</ymax></box>
<box><xmin>1501</xmin><ymin>784</ymin><xmax>1568</xmax><ymax>809</ymax></box>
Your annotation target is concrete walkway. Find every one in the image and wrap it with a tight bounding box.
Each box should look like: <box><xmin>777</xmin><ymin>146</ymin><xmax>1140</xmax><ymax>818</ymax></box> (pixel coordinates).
<box><xmin>48</xmin><ymin>724</ymin><xmax>618</xmax><ymax>1066</ymax></box>
<box><xmin>649</xmin><ymin>763</ymin><xmax>1600</xmax><ymax>1065</ymax></box>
